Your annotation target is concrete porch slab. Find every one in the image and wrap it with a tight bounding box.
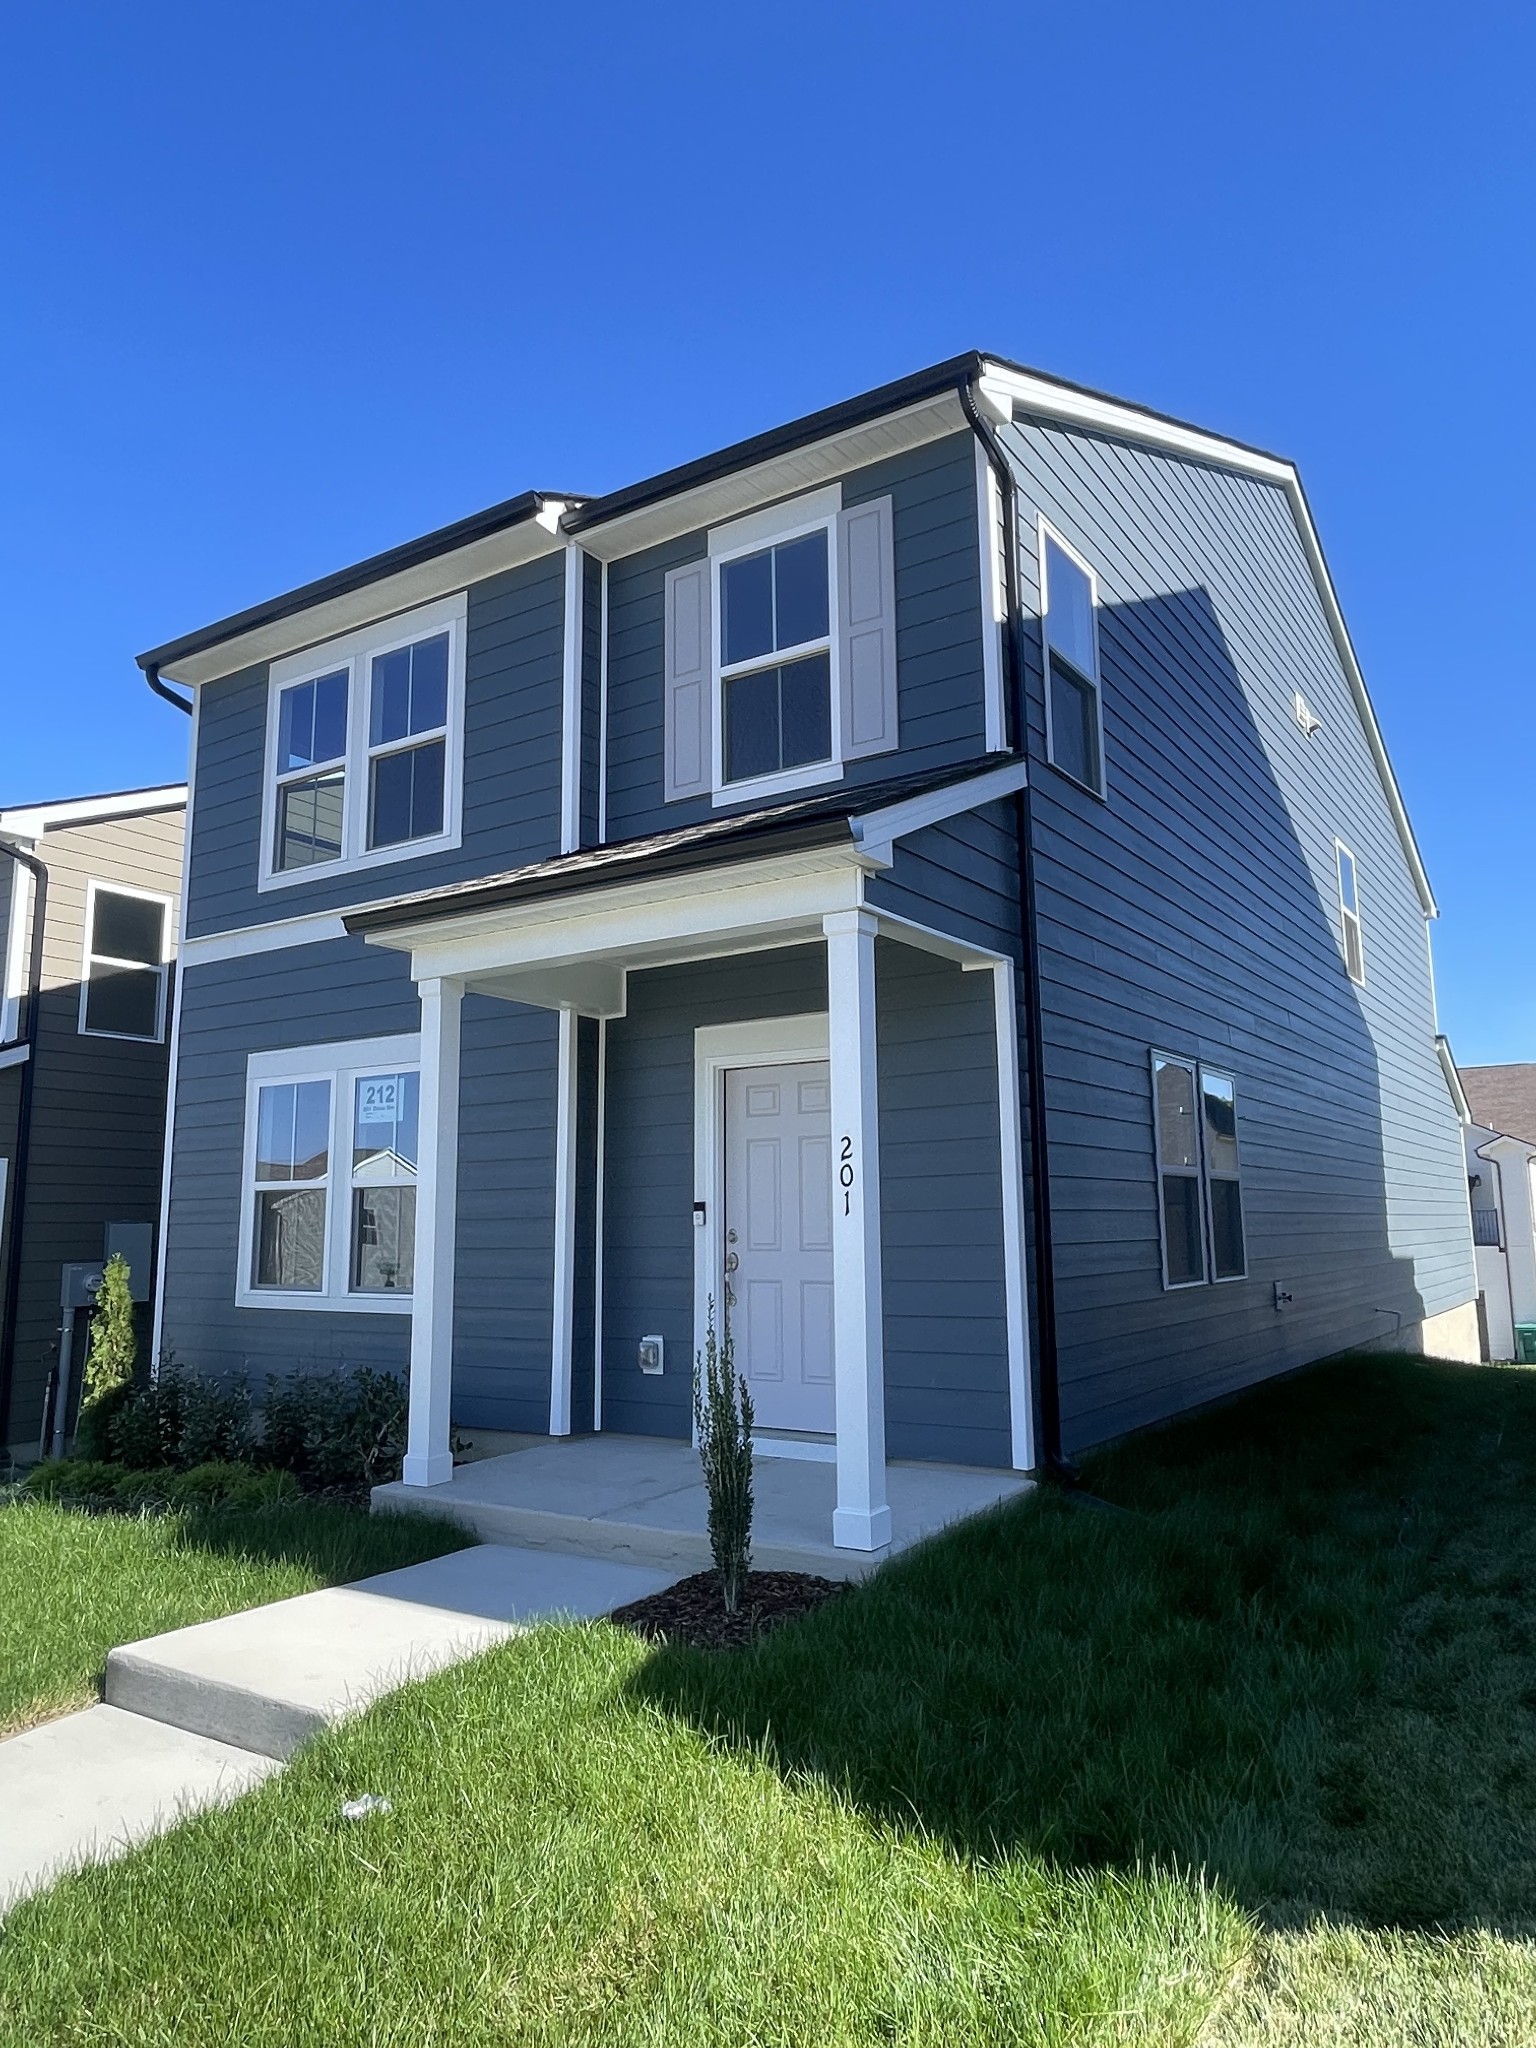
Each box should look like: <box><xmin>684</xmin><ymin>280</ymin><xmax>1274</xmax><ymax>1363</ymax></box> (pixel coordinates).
<box><xmin>0</xmin><ymin>1704</ymin><xmax>281</xmax><ymax>1913</ymax></box>
<box><xmin>104</xmin><ymin>1543</ymin><xmax>677</xmax><ymax>1760</ymax></box>
<box><xmin>372</xmin><ymin>1436</ymin><xmax>1032</xmax><ymax>1579</ymax></box>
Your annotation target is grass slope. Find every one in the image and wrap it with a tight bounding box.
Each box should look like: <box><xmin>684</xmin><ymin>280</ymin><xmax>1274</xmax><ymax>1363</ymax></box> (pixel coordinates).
<box><xmin>3</xmin><ymin>1356</ymin><xmax>1536</xmax><ymax>2044</ymax></box>
<box><xmin>0</xmin><ymin>1496</ymin><xmax>470</xmax><ymax>1735</ymax></box>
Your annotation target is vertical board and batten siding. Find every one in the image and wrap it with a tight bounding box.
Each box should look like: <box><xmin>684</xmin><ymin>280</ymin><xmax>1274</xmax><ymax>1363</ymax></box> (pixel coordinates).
<box><xmin>604</xmin><ymin>430</ymin><xmax>991</xmax><ymax>841</ymax></box>
<box><xmin>162</xmin><ymin>938</ymin><xmax>562</xmax><ymax>1432</ymax></box>
<box><xmin>1000</xmin><ymin>412</ymin><xmax>1473</xmax><ymax>1449</ymax></box>
<box><xmin>580</xmin><ymin>552</ymin><xmax>603</xmax><ymax>848</ymax></box>
<box><xmin>0</xmin><ymin>808</ymin><xmax>184</xmax><ymax>1444</ymax></box>
<box><xmin>183</xmin><ymin>553</ymin><xmax>567</xmax><ymax>939</ymax></box>
<box><xmin>598</xmin><ymin>940</ymin><xmax>1012</xmax><ymax>1466</ymax></box>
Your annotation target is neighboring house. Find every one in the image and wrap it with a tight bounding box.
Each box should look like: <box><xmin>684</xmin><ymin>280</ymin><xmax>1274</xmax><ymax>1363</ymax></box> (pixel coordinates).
<box><xmin>140</xmin><ymin>352</ymin><xmax>1476</xmax><ymax>1554</ymax></box>
<box><xmin>1457</xmin><ymin>1062</ymin><xmax>1536</xmax><ymax>1361</ymax></box>
<box><xmin>0</xmin><ymin>784</ymin><xmax>186</xmax><ymax>1455</ymax></box>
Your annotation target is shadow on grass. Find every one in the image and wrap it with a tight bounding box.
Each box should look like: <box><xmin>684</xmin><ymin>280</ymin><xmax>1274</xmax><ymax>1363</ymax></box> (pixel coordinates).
<box><xmin>171</xmin><ymin>1500</ymin><xmax>472</xmax><ymax>1583</ymax></box>
<box><xmin>624</xmin><ymin>1356</ymin><xmax>1536</xmax><ymax>1937</ymax></box>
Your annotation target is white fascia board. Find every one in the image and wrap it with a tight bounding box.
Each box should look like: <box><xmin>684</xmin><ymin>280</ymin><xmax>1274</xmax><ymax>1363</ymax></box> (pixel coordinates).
<box><xmin>574</xmin><ymin>395</ymin><xmax>968</xmax><ymax>562</ymax></box>
<box><xmin>181</xmin><ymin>911</ymin><xmax>351</xmax><ymax>967</ymax></box>
<box><xmin>0</xmin><ymin>785</ymin><xmax>187</xmax><ymax>837</ymax></box>
<box><xmin>1437</xmin><ymin>1036</ymin><xmax>1472</xmax><ymax>1123</ymax></box>
<box><xmin>977</xmin><ymin>357</ymin><xmax>1437</xmax><ymax>919</ymax></box>
<box><xmin>365</xmin><ymin>846</ymin><xmax>873</xmax><ymax>985</ymax></box>
<box><xmin>159</xmin><ymin>524</ymin><xmax>566</xmax><ymax>689</ymax></box>
<box><xmin>852</xmin><ymin>758</ymin><xmax>1028</xmax><ymax>862</ymax></box>
<box><xmin>1479</xmin><ymin>1132</ymin><xmax>1536</xmax><ymax>1164</ymax></box>
<box><xmin>0</xmin><ymin>1043</ymin><xmax>30</xmax><ymax>1071</ymax></box>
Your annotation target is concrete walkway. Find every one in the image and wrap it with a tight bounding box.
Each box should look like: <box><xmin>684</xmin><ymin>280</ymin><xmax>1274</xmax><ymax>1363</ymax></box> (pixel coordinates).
<box><xmin>1</xmin><ymin>1543</ymin><xmax>675</xmax><ymax>1914</ymax></box>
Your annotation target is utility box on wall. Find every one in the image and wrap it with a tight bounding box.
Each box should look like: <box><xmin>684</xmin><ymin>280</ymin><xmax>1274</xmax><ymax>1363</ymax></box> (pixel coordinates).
<box><xmin>104</xmin><ymin>1222</ymin><xmax>154</xmax><ymax>1303</ymax></box>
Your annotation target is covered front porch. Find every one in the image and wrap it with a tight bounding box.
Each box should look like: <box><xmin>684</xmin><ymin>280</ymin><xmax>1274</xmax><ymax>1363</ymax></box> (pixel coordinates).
<box><xmin>371</xmin><ymin>1432</ymin><xmax>1033</xmax><ymax>1578</ymax></box>
<box><xmin>346</xmin><ymin>763</ymin><xmax>1034</xmax><ymax>1555</ymax></box>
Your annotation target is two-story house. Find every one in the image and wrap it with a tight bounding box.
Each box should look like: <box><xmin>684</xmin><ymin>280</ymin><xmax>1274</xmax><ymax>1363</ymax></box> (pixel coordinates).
<box><xmin>1</xmin><ymin>782</ymin><xmax>186</xmax><ymax>1458</ymax></box>
<box><xmin>139</xmin><ymin>354</ymin><xmax>1476</xmax><ymax>1555</ymax></box>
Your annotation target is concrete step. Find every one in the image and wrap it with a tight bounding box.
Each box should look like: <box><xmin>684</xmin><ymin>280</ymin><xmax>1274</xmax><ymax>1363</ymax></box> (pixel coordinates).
<box><xmin>0</xmin><ymin>1705</ymin><xmax>281</xmax><ymax>1912</ymax></box>
<box><xmin>104</xmin><ymin>1543</ymin><xmax>677</xmax><ymax>1759</ymax></box>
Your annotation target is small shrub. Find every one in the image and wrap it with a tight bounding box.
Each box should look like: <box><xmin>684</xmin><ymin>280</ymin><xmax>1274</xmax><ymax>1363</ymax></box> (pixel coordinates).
<box><xmin>108</xmin><ymin>1361</ymin><xmax>190</xmax><ymax>1471</ymax></box>
<box><xmin>694</xmin><ymin>1297</ymin><xmax>753</xmax><ymax>1615</ymax></box>
<box><xmin>76</xmin><ymin>1254</ymin><xmax>140</xmax><ymax>1459</ymax></box>
<box><xmin>22</xmin><ymin>1459</ymin><xmax>127</xmax><ymax>1503</ymax></box>
<box><xmin>177</xmin><ymin>1373</ymin><xmax>254</xmax><ymax>1467</ymax></box>
<box><xmin>260</xmin><ymin>1366</ymin><xmax>407</xmax><ymax>1489</ymax></box>
<box><xmin>20</xmin><ymin>1458</ymin><xmax>301</xmax><ymax>1513</ymax></box>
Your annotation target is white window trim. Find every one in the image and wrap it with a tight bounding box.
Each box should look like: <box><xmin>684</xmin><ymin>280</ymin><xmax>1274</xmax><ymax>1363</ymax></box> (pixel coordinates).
<box><xmin>1038</xmin><ymin>515</ymin><xmax>1108</xmax><ymax>800</ymax></box>
<box><xmin>1151</xmin><ymin>1049</ymin><xmax>1248</xmax><ymax>1290</ymax></box>
<box><xmin>236</xmin><ymin>1032</ymin><xmax>421</xmax><ymax>1314</ymax></box>
<box><xmin>257</xmin><ymin>593</ymin><xmax>467</xmax><ymax>894</ymax></box>
<box><xmin>78</xmin><ymin>878</ymin><xmax>174</xmax><ymax>1043</ymax></box>
<box><xmin>708</xmin><ymin>487</ymin><xmax>846</xmax><ymax>808</ymax></box>
<box><xmin>1335</xmin><ymin>838</ymin><xmax>1366</xmax><ymax>986</ymax></box>
<box><xmin>0</xmin><ymin>859</ymin><xmax>29</xmax><ymax>1044</ymax></box>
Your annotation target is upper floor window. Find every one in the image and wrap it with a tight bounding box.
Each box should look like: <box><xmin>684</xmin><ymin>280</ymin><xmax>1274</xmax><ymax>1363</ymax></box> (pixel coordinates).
<box><xmin>1039</xmin><ymin>522</ymin><xmax>1104</xmax><ymax>796</ymax></box>
<box><xmin>1336</xmin><ymin>841</ymin><xmax>1365</xmax><ymax>984</ymax></box>
<box><xmin>662</xmin><ymin>487</ymin><xmax>898</xmax><ymax>807</ymax></box>
<box><xmin>261</xmin><ymin>595</ymin><xmax>465</xmax><ymax>890</ymax></box>
<box><xmin>80</xmin><ymin>883</ymin><xmax>170</xmax><ymax>1042</ymax></box>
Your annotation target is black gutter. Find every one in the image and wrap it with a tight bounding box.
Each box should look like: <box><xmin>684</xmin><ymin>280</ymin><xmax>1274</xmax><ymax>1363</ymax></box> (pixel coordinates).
<box><xmin>137</xmin><ymin>489</ymin><xmax>573</xmax><ymax>678</ymax></box>
<box><xmin>144</xmin><ymin>662</ymin><xmax>192</xmax><ymax>717</ymax></box>
<box><xmin>957</xmin><ymin>379</ymin><xmax>1072</xmax><ymax>1483</ymax></box>
<box><xmin>0</xmin><ymin>840</ymin><xmax>47</xmax><ymax>1450</ymax></box>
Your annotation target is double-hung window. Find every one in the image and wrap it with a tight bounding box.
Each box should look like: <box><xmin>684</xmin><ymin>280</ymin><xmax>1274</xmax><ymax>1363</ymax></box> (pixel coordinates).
<box><xmin>1039</xmin><ymin>521</ymin><xmax>1104</xmax><ymax>795</ymax></box>
<box><xmin>1152</xmin><ymin>1052</ymin><xmax>1247</xmax><ymax>1287</ymax></box>
<box><xmin>239</xmin><ymin>1035</ymin><xmax>420</xmax><ymax>1311</ymax></box>
<box><xmin>1336</xmin><ymin>841</ymin><xmax>1365</xmax><ymax>985</ymax></box>
<box><xmin>262</xmin><ymin>595</ymin><xmax>464</xmax><ymax>889</ymax></box>
<box><xmin>662</xmin><ymin>486</ymin><xmax>899</xmax><ymax>806</ymax></box>
<box><xmin>718</xmin><ymin>528</ymin><xmax>834</xmax><ymax>786</ymax></box>
<box><xmin>80</xmin><ymin>883</ymin><xmax>171</xmax><ymax>1041</ymax></box>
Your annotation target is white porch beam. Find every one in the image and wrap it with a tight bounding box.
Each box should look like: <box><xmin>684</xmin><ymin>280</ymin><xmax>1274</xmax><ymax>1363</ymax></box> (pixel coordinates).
<box><xmin>549</xmin><ymin>1007</ymin><xmax>580</xmax><ymax>1435</ymax></box>
<box><xmin>824</xmin><ymin>908</ymin><xmax>891</xmax><ymax>1550</ymax></box>
<box><xmin>402</xmin><ymin>974</ymin><xmax>463</xmax><ymax>1487</ymax></box>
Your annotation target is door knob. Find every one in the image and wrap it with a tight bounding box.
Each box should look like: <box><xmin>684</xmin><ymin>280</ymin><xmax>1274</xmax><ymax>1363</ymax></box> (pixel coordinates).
<box><xmin>724</xmin><ymin>1252</ymin><xmax>739</xmax><ymax>1273</ymax></box>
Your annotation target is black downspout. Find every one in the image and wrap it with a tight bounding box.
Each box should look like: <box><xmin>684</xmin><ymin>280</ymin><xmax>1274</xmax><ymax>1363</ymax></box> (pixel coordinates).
<box><xmin>144</xmin><ymin>661</ymin><xmax>194</xmax><ymax>718</ymax></box>
<box><xmin>0</xmin><ymin>841</ymin><xmax>48</xmax><ymax>1452</ymax></box>
<box><xmin>957</xmin><ymin>379</ymin><xmax>1074</xmax><ymax>1481</ymax></box>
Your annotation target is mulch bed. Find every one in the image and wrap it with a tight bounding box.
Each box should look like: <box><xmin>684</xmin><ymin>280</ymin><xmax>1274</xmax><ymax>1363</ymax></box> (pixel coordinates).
<box><xmin>610</xmin><ymin>1569</ymin><xmax>848</xmax><ymax>1651</ymax></box>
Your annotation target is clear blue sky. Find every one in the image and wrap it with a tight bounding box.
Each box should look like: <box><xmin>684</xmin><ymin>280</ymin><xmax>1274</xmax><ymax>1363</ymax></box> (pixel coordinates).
<box><xmin>2</xmin><ymin>2</ymin><xmax>1530</xmax><ymax>1058</ymax></box>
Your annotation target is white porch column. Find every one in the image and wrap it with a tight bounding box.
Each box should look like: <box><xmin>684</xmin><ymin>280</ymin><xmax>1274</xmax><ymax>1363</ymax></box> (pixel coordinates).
<box><xmin>991</xmin><ymin>960</ymin><xmax>1035</xmax><ymax>1472</ymax></box>
<box><xmin>402</xmin><ymin>974</ymin><xmax>463</xmax><ymax>1487</ymax></box>
<box><xmin>549</xmin><ymin>1006</ymin><xmax>579</xmax><ymax>1436</ymax></box>
<box><xmin>824</xmin><ymin>908</ymin><xmax>891</xmax><ymax>1551</ymax></box>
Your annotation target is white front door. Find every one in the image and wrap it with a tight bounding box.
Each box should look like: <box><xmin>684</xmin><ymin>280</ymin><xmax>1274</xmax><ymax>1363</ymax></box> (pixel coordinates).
<box><xmin>724</xmin><ymin>1060</ymin><xmax>835</xmax><ymax>1433</ymax></box>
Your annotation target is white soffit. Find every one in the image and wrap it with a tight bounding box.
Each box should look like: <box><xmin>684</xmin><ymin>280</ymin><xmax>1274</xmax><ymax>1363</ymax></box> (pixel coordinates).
<box><xmin>573</xmin><ymin>394</ymin><xmax>970</xmax><ymax>560</ymax></box>
<box><xmin>0</xmin><ymin>785</ymin><xmax>188</xmax><ymax>838</ymax></box>
<box><xmin>160</xmin><ymin>520</ymin><xmax>569</xmax><ymax>689</ymax></box>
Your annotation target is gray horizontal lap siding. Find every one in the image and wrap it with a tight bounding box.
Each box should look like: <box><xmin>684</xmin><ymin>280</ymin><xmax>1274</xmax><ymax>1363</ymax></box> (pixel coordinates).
<box><xmin>600</xmin><ymin>939</ymin><xmax>1012</xmax><ymax>1468</ymax></box>
<box><xmin>603</xmin><ymin>431</ymin><xmax>990</xmax><ymax>841</ymax></box>
<box><xmin>1001</xmin><ymin>413</ymin><xmax>1473</xmax><ymax>1449</ymax></box>
<box><xmin>184</xmin><ymin>554</ymin><xmax>567</xmax><ymax>939</ymax></box>
<box><xmin>162</xmin><ymin>938</ymin><xmax>559</xmax><ymax>1430</ymax></box>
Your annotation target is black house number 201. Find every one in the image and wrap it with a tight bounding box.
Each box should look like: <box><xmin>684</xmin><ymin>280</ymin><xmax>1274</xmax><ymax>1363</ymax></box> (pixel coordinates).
<box><xmin>839</xmin><ymin>1135</ymin><xmax>855</xmax><ymax>1214</ymax></box>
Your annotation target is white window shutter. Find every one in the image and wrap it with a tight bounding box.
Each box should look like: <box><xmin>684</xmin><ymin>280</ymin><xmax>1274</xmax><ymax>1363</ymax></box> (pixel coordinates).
<box><xmin>663</xmin><ymin>559</ymin><xmax>712</xmax><ymax>801</ymax></box>
<box><xmin>837</xmin><ymin>496</ymin><xmax>898</xmax><ymax>759</ymax></box>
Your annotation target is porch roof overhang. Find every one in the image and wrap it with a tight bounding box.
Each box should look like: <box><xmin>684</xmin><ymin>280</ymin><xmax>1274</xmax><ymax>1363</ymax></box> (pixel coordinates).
<box><xmin>344</xmin><ymin>757</ymin><xmax>1027</xmax><ymax>1015</ymax></box>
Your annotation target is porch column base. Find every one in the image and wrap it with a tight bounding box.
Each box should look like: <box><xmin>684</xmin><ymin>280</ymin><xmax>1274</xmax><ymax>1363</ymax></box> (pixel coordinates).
<box><xmin>401</xmin><ymin>1451</ymin><xmax>455</xmax><ymax>1489</ymax></box>
<box><xmin>833</xmin><ymin>1503</ymin><xmax>892</xmax><ymax>1552</ymax></box>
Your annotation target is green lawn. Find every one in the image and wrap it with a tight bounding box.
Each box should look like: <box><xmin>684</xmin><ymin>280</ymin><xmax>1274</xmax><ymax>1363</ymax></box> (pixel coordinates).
<box><xmin>0</xmin><ymin>1494</ymin><xmax>471</xmax><ymax>1735</ymax></box>
<box><xmin>4</xmin><ymin>1355</ymin><xmax>1536</xmax><ymax>2045</ymax></box>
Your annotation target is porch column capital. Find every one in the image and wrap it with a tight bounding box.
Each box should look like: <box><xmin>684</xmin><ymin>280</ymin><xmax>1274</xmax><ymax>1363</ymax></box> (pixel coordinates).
<box><xmin>402</xmin><ymin>973</ymin><xmax>463</xmax><ymax>1488</ymax></box>
<box><xmin>825</xmin><ymin>910</ymin><xmax>891</xmax><ymax>1551</ymax></box>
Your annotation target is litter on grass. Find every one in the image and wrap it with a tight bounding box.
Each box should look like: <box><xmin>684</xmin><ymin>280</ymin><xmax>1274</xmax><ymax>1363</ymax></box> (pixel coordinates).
<box><xmin>341</xmin><ymin>1794</ymin><xmax>393</xmax><ymax>1820</ymax></box>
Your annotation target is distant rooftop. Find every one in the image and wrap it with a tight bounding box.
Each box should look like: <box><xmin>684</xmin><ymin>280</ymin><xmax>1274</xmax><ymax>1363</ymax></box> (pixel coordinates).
<box><xmin>1462</xmin><ymin>1064</ymin><xmax>1536</xmax><ymax>1147</ymax></box>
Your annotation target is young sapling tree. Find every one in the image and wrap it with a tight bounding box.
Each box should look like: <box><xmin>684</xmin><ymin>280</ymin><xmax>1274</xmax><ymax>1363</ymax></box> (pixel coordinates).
<box><xmin>694</xmin><ymin>1295</ymin><xmax>754</xmax><ymax>1615</ymax></box>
